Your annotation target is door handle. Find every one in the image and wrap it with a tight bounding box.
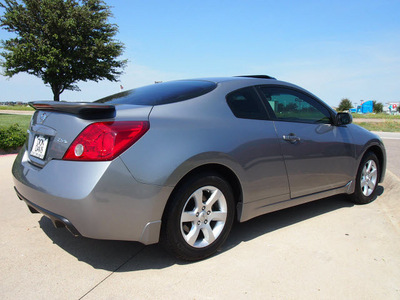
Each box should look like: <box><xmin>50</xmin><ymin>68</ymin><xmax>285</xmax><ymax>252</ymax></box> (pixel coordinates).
<box><xmin>283</xmin><ymin>133</ymin><xmax>301</xmax><ymax>144</ymax></box>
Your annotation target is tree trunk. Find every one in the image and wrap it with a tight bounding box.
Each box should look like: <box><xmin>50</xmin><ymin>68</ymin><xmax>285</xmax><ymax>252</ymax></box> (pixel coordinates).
<box><xmin>53</xmin><ymin>92</ymin><xmax>60</xmax><ymax>101</ymax></box>
<box><xmin>51</xmin><ymin>84</ymin><xmax>61</xmax><ymax>101</ymax></box>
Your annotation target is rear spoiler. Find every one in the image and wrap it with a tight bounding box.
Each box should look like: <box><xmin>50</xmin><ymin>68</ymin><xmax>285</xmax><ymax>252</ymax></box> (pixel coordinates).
<box><xmin>29</xmin><ymin>101</ymin><xmax>116</xmax><ymax>120</ymax></box>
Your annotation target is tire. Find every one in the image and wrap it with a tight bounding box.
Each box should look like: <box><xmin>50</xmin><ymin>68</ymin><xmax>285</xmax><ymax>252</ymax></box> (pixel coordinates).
<box><xmin>160</xmin><ymin>172</ymin><xmax>235</xmax><ymax>261</ymax></box>
<box><xmin>349</xmin><ymin>152</ymin><xmax>380</xmax><ymax>204</ymax></box>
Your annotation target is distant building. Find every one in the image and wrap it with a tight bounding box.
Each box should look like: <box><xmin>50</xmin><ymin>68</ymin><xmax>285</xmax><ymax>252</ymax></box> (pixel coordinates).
<box><xmin>349</xmin><ymin>100</ymin><xmax>374</xmax><ymax>114</ymax></box>
<box><xmin>0</xmin><ymin>101</ymin><xmax>29</xmax><ymax>106</ymax></box>
<box><xmin>384</xmin><ymin>102</ymin><xmax>400</xmax><ymax>114</ymax></box>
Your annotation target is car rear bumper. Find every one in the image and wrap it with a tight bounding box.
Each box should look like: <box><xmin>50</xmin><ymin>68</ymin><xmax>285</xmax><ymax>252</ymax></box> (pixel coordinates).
<box><xmin>12</xmin><ymin>148</ymin><xmax>173</xmax><ymax>244</ymax></box>
<box><xmin>15</xmin><ymin>188</ymin><xmax>81</xmax><ymax>236</ymax></box>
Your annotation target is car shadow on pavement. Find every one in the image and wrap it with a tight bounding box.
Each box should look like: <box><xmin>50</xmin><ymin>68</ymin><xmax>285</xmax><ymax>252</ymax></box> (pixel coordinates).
<box><xmin>38</xmin><ymin>187</ymin><xmax>384</xmax><ymax>271</ymax></box>
<box><xmin>224</xmin><ymin>186</ymin><xmax>384</xmax><ymax>252</ymax></box>
<box><xmin>224</xmin><ymin>195</ymin><xmax>351</xmax><ymax>250</ymax></box>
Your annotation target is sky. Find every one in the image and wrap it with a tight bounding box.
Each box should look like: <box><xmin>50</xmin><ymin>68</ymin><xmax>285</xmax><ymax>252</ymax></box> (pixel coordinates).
<box><xmin>0</xmin><ymin>0</ymin><xmax>399</xmax><ymax>107</ymax></box>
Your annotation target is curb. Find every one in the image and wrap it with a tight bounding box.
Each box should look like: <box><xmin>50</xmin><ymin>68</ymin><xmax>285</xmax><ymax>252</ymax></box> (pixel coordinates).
<box><xmin>0</xmin><ymin>147</ymin><xmax>22</xmax><ymax>156</ymax></box>
<box><xmin>0</xmin><ymin>153</ymin><xmax>18</xmax><ymax>157</ymax></box>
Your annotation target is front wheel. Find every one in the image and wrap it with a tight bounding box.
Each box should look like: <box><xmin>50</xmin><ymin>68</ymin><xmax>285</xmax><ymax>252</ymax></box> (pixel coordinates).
<box><xmin>349</xmin><ymin>152</ymin><xmax>380</xmax><ymax>204</ymax></box>
<box><xmin>160</xmin><ymin>173</ymin><xmax>235</xmax><ymax>261</ymax></box>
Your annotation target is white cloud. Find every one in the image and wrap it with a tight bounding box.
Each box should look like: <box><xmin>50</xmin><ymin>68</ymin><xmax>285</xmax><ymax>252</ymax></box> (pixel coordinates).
<box><xmin>0</xmin><ymin>63</ymin><xmax>184</xmax><ymax>102</ymax></box>
<box><xmin>1</xmin><ymin>39</ymin><xmax>399</xmax><ymax>106</ymax></box>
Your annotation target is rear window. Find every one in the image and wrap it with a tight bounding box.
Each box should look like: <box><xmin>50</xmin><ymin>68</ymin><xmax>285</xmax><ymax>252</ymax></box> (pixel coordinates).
<box><xmin>95</xmin><ymin>80</ymin><xmax>217</xmax><ymax>106</ymax></box>
<box><xmin>226</xmin><ymin>87</ymin><xmax>268</xmax><ymax>120</ymax></box>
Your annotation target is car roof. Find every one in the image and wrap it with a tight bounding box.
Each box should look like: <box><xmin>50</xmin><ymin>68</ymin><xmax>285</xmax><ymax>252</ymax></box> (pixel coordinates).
<box><xmin>179</xmin><ymin>76</ymin><xmax>302</xmax><ymax>89</ymax></box>
<box><xmin>185</xmin><ymin>76</ymin><xmax>326</xmax><ymax>108</ymax></box>
<box><xmin>186</xmin><ymin>75</ymin><xmax>277</xmax><ymax>84</ymax></box>
<box><xmin>182</xmin><ymin>76</ymin><xmax>307</xmax><ymax>93</ymax></box>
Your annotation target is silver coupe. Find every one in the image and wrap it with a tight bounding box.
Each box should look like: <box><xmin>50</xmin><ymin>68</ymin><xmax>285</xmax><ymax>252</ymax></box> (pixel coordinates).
<box><xmin>12</xmin><ymin>75</ymin><xmax>386</xmax><ymax>260</ymax></box>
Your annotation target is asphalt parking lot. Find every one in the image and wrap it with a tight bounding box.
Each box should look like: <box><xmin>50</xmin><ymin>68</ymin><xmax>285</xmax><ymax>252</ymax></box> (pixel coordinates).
<box><xmin>1</xmin><ymin>137</ymin><xmax>400</xmax><ymax>299</ymax></box>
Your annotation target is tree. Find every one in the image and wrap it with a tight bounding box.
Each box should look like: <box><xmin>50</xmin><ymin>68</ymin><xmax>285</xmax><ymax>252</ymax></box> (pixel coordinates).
<box><xmin>337</xmin><ymin>98</ymin><xmax>353</xmax><ymax>112</ymax></box>
<box><xmin>0</xmin><ymin>0</ymin><xmax>127</xmax><ymax>101</ymax></box>
<box><xmin>372</xmin><ymin>101</ymin><xmax>383</xmax><ymax>113</ymax></box>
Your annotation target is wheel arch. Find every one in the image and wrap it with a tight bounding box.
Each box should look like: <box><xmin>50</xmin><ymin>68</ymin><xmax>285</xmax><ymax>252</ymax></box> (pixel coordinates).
<box><xmin>161</xmin><ymin>163</ymin><xmax>243</xmax><ymax>223</ymax></box>
<box><xmin>364</xmin><ymin>144</ymin><xmax>386</xmax><ymax>183</ymax></box>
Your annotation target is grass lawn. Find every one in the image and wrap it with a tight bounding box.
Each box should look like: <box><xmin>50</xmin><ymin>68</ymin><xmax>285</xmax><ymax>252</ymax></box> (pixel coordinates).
<box><xmin>0</xmin><ymin>114</ymin><xmax>31</xmax><ymax>130</ymax></box>
<box><xmin>0</xmin><ymin>105</ymin><xmax>33</xmax><ymax>111</ymax></box>
<box><xmin>355</xmin><ymin>121</ymin><xmax>400</xmax><ymax>132</ymax></box>
<box><xmin>351</xmin><ymin>113</ymin><xmax>400</xmax><ymax>120</ymax></box>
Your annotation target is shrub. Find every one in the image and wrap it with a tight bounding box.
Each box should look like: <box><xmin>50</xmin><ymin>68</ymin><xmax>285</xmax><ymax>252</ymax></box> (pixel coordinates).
<box><xmin>337</xmin><ymin>98</ymin><xmax>353</xmax><ymax>112</ymax></box>
<box><xmin>373</xmin><ymin>101</ymin><xmax>383</xmax><ymax>113</ymax></box>
<box><xmin>0</xmin><ymin>124</ymin><xmax>26</xmax><ymax>150</ymax></box>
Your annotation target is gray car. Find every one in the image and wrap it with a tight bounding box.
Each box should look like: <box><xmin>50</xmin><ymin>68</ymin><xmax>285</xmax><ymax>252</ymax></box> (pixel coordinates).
<box><xmin>12</xmin><ymin>75</ymin><xmax>386</xmax><ymax>260</ymax></box>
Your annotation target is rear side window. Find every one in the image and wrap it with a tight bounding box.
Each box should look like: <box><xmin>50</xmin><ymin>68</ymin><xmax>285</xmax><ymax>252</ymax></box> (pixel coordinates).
<box><xmin>95</xmin><ymin>80</ymin><xmax>217</xmax><ymax>106</ymax></box>
<box><xmin>226</xmin><ymin>87</ymin><xmax>268</xmax><ymax>120</ymax></box>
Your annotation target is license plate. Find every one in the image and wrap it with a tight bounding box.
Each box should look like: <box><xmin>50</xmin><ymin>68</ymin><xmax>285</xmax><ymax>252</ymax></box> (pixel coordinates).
<box><xmin>30</xmin><ymin>135</ymin><xmax>49</xmax><ymax>159</ymax></box>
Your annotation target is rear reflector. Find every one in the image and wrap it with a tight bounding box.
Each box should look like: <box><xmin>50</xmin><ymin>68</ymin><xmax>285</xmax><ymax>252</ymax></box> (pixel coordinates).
<box><xmin>63</xmin><ymin>121</ymin><xmax>149</xmax><ymax>161</ymax></box>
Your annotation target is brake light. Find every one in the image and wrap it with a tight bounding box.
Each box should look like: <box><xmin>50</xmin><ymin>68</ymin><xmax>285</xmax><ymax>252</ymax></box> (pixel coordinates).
<box><xmin>63</xmin><ymin>121</ymin><xmax>149</xmax><ymax>161</ymax></box>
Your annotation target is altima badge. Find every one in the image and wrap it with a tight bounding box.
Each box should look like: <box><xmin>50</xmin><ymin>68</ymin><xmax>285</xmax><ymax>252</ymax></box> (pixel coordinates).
<box><xmin>56</xmin><ymin>137</ymin><xmax>68</xmax><ymax>144</ymax></box>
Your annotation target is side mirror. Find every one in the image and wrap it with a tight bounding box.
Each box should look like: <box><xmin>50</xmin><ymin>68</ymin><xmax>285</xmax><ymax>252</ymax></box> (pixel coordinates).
<box><xmin>334</xmin><ymin>112</ymin><xmax>353</xmax><ymax>126</ymax></box>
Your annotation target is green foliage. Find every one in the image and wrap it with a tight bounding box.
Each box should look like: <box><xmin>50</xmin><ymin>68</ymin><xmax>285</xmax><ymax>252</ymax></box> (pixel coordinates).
<box><xmin>0</xmin><ymin>0</ymin><xmax>127</xmax><ymax>101</ymax></box>
<box><xmin>337</xmin><ymin>98</ymin><xmax>353</xmax><ymax>112</ymax></box>
<box><xmin>0</xmin><ymin>123</ymin><xmax>26</xmax><ymax>149</ymax></box>
<box><xmin>373</xmin><ymin>101</ymin><xmax>383</xmax><ymax>113</ymax></box>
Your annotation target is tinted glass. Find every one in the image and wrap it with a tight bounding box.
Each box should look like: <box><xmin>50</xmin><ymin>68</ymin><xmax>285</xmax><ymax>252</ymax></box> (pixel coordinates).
<box><xmin>259</xmin><ymin>87</ymin><xmax>331</xmax><ymax>124</ymax></box>
<box><xmin>226</xmin><ymin>87</ymin><xmax>268</xmax><ymax>120</ymax></box>
<box><xmin>95</xmin><ymin>80</ymin><xmax>217</xmax><ymax>106</ymax></box>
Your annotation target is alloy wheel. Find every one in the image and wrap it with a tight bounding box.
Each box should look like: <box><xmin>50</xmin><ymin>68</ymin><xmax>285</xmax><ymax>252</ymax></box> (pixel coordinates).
<box><xmin>360</xmin><ymin>159</ymin><xmax>378</xmax><ymax>197</ymax></box>
<box><xmin>180</xmin><ymin>186</ymin><xmax>228</xmax><ymax>248</ymax></box>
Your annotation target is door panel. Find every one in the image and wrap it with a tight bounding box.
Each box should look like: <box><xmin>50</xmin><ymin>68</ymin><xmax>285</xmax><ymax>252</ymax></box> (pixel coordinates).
<box><xmin>259</xmin><ymin>86</ymin><xmax>356</xmax><ymax>198</ymax></box>
<box><xmin>274</xmin><ymin>121</ymin><xmax>355</xmax><ymax>198</ymax></box>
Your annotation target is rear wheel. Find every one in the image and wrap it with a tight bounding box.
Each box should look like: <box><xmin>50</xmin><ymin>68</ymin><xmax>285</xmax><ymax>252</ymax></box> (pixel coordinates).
<box><xmin>161</xmin><ymin>173</ymin><xmax>235</xmax><ymax>261</ymax></box>
<box><xmin>349</xmin><ymin>152</ymin><xmax>380</xmax><ymax>204</ymax></box>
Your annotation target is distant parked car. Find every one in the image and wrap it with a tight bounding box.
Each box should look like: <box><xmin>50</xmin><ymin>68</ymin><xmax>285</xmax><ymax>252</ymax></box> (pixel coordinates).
<box><xmin>12</xmin><ymin>75</ymin><xmax>386</xmax><ymax>260</ymax></box>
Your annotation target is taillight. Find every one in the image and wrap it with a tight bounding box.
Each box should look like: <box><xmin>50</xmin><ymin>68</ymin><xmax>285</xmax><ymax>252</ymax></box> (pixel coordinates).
<box><xmin>63</xmin><ymin>121</ymin><xmax>149</xmax><ymax>161</ymax></box>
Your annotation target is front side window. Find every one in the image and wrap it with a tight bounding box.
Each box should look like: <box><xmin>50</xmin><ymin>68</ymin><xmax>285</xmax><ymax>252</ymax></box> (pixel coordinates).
<box><xmin>226</xmin><ymin>87</ymin><xmax>268</xmax><ymax>120</ymax></box>
<box><xmin>259</xmin><ymin>87</ymin><xmax>331</xmax><ymax>124</ymax></box>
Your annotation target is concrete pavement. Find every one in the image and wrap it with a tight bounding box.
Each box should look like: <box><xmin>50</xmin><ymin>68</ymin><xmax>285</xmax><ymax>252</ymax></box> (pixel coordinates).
<box><xmin>0</xmin><ymin>153</ymin><xmax>399</xmax><ymax>299</ymax></box>
<box><xmin>373</xmin><ymin>131</ymin><xmax>400</xmax><ymax>140</ymax></box>
<box><xmin>373</xmin><ymin>131</ymin><xmax>400</xmax><ymax>179</ymax></box>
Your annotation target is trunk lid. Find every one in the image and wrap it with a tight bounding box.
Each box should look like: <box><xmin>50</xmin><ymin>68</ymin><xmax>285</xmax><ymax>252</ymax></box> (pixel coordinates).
<box><xmin>27</xmin><ymin>101</ymin><xmax>152</xmax><ymax>167</ymax></box>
